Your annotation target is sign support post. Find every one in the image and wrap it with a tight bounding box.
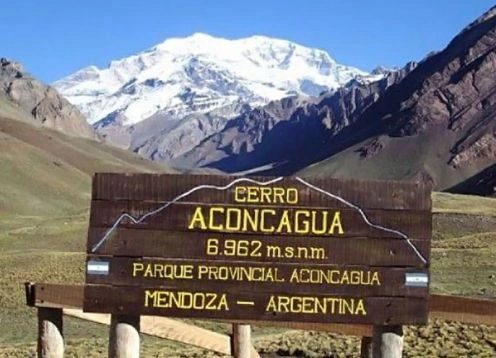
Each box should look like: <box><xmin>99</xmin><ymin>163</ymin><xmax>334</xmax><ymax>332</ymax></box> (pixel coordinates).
<box><xmin>360</xmin><ymin>336</ymin><xmax>373</xmax><ymax>358</ymax></box>
<box><xmin>109</xmin><ymin>314</ymin><xmax>140</xmax><ymax>358</ymax></box>
<box><xmin>37</xmin><ymin>307</ymin><xmax>64</xmax><ymax>358</ymax></box>
<box><xmin>232</xmin><ymin>323</ymin><xmax>252</xmax><ymax>358</ymax></box>
<box><xmin>372</xmin><ymin>325</ymin><xmax>403</xmax><ymax>358</ymax></box>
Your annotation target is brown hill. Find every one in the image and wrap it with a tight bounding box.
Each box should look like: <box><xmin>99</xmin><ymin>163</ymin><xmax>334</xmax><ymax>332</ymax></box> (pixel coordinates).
<box><xmin>0</xmin><ymin>58</ymin><xmax>97</xmax><ymax>140</ymax></box>
<box><xmin>296</xmin><ymin>6</ymin><xmax>496</xmax><ymax>189</ymax></box>
<box><xmin>0</xmin><ymin>94</ymin><xmax>173</xmax><ymax>217</ymax></box>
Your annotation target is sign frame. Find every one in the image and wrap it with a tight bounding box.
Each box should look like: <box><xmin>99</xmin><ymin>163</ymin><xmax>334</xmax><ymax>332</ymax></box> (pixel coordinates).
<box><xmin>84</xmin><ymin>173</ymin><xmax>432</xmax><ymax>326</ymax></box>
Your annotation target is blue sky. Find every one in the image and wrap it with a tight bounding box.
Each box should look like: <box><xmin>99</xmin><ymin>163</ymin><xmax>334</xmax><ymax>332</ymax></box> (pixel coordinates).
<box><xmin>1</xmin><ymin>1</ymin><xmax>494</xmax><ymax>83</ymax></box>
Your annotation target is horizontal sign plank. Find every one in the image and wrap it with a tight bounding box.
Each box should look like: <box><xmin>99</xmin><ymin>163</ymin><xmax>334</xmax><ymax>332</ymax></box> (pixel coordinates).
<box><xmin>87</xmin><ymin>229</ymin><xmax>430</xmax><ymax>267</ymax></box>
<box><xmin>83</xmin><ymin>285</ymin><xmax>428</xmax><ymax>325</ymax></box>
<box><xmin>85</xmin><ymin>256</ymin><xmax>429</xmax><ymax>297</ymax></box>
<box><xmin>88</xmin><ymin>201</ymin><xmax>431</xmax><ymax>240</ymax></box>
<box><xmin>92</xmin><ymin>173</ymin><xmax>431</xmax><ymax>211</ymax></box>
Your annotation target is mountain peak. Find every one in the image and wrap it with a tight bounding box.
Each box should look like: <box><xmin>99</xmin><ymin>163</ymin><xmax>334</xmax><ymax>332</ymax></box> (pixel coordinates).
<box><xmin>55</xmin><ymin>33</ymin><xmax>368</xmax><ymax>125</ymax></box>
<box><xmin>156</xmin><ymin>32</ymin><xmax>218</xmax><ymax>46</ymax></box>
<box><xmin>152</xmin><ymin>32</ymin><xmax>232</xmax><ymax>54</ymax></box>
<box><xmin>462</xmin><ymin>5</ymin><xmax>496</xmax><ymax>33</ymax></box>
<box><xmin>1</xmin><ymin>57</ymin><xmax>25</xmax><ymax>74</ymax></box>
<box><xmin>370</xmin><ymin>66</ymin><xmax>393</xmax><ymax>75</ymax></box>
<box><xmin>190</xmin><ymin>32</ymin><xmax>215</xmax><ymax>39</ymax></box>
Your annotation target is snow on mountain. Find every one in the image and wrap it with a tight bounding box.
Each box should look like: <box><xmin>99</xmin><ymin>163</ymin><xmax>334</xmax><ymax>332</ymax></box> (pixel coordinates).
<box><xmin>54</xmin><ymin>33</ymin><xmax>369</xmax><ymax>125</ymax></box>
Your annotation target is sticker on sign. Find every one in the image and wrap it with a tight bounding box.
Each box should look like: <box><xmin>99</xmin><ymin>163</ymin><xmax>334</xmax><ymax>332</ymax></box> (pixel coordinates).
<box><xmin>405</xmin><ymin>272</ymin><xmax>429</xmax><ymax>287</ymax></box>
<box><xmin>87</xmin><ymin>260</ymin><xmax>110</xmax><ymax>275</ymax></box>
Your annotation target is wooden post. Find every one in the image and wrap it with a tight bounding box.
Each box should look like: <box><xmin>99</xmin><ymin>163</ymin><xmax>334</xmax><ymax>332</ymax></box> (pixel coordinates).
<box><xmin>232</xmin><ymin>323</ymin><xmax>251</xmax><ymax>358</ymax></box>
<box><xmin>360</xmin><ymin>336</ymin><xmax>373</xmax><ymax>358</ymax></box>
<box><xmin>37</xmin><ymin>307</ymin><xmax>64</xmax><ymax>358</ymax></box>
<box><xmin>109</xmin><ymin>314</ymin><xmax>140</xmax><ymax>358</ymax></box>
<box><xmin>372</xmin><ymin>325</ymin><xmax>403</xmax><ymax>358</ymax></box>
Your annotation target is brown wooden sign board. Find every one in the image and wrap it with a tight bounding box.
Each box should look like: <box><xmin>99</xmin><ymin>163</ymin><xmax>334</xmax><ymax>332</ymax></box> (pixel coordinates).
<box><xmin>83</xmin><ymin>173</ymin><xmax>432</xmax><ymax>325</ymax></box>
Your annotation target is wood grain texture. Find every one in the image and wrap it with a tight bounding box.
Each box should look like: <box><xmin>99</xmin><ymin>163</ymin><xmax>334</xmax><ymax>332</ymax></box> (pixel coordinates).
<box><xmin>91</xmin><ymin>173</ymin><xmax>431</xmax><ymax>211</ymax></box>
<box><xmin>88</xmin><ymin>201</ymin><xmax>432</xmax><ymax>240</ymax></box>
<box><xmin>35</xmin><ymin>284</ymin><xmax>84</xmax><ymax>309</ymax></box>
<box><xmin>429</xmin><ymin>294</ymin><xmax>496</xmax><ymax>326</ymax></box>
<box><xmin>87</xmin><ymin>229</ymin><xmax>430</xmax><ymax>267</ymax></box>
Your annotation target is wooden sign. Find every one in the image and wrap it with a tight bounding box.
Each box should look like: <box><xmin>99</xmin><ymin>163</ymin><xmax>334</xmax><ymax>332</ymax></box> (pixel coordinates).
<box><xmin>84</xmin><ymin>173</ymin><xmax>432</xmax><ymax>325</ymax></box>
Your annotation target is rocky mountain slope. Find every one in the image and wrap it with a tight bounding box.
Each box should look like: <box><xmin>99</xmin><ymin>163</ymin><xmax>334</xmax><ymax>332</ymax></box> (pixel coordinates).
<box><xmin>296</xmin><ymin>6</ymin><xmax>496</xmax><ymax>190</ymax></box>
<box><xmin>0</xmin><ymin>58</ymin><xmax>97</xmax><ymax>140</ymax></box>
<box><xmin>0</xmin><ymin>95</ymin><xmax>172</xmax><ymax>218</ymax></box>
<box><xmin>173</xmin><ymin>63</ymin><xmax>414</xmax><ymax>172</ymax></box>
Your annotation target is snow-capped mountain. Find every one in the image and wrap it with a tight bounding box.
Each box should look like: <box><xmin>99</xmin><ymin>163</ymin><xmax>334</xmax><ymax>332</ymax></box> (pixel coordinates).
<box><xmin>54</xmin><ymin>33</ymin><xmax>369</xmax><ymax>126</ymax></box>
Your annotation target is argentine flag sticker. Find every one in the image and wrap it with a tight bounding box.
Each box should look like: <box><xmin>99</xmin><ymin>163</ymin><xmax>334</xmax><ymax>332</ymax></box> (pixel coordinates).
<box><xmin>405</xmin><ymin>272</ymin><xmax>429</xmax><ymax>287</ymax></box>
<box><xmin>87</xmin><ymin>260</ymin><xmax>110</xmax><ymax>275</ymax></box>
